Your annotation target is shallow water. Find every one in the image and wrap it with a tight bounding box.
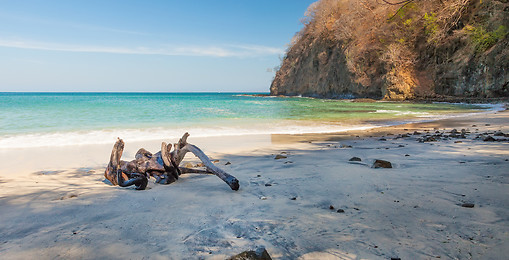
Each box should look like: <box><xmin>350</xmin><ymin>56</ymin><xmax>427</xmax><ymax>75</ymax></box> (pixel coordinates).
<box><xmin>0</xmin><ymin>92</ymin><xmax>496</xmax><ymax>148</ymax></box>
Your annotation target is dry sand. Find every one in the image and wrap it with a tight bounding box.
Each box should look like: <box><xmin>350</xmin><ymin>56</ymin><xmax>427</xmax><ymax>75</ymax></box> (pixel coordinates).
<box><xmin>1</xmin><ymin>110</ymin><xmax>509</xmax><ymax>259</ymax></box>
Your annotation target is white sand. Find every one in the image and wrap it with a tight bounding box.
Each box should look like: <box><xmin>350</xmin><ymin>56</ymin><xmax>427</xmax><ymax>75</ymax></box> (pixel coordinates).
<box><xmin>1</xmin><ymin>110</ymin><xmax>509</xmax><ymax>259</ymax></box>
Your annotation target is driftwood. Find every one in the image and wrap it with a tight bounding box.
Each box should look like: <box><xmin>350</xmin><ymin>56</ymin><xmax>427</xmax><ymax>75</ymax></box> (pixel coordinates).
<box><xmin>104</xmin><ymin>133</ymin><xmax>240</xmax><ymax>191</ymax></box>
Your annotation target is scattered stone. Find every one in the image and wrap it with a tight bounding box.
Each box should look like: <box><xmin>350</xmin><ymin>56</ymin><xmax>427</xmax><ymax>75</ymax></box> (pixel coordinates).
<box><xmin>494</xmin><ymin>131</ymin><xmax>505</xmax><ymax>136</ymax></box>
<box><xmin>340</xmin><ymin>144</ymin><xmax>352</xmax><ymax>148</ymax></box>
<box><xmin>379</xmin><ymin>138</ymin><xmax>387</xmax><ymax>141</ymax></box>
<box><xmin>413</xmin><ymin>131</ymin><xmax>421</xmax><ymax>135</ymax></box>
<box><xmin>483</xmin><ymin>136</ymin><xmax>496</xmax><ymax>142</ymax></box>
<box><xmin>398</xmin><ymin>144</ymin><xmax>405</xmax><ymax>147</ymax></box>
<box><xmin>353</xmin><ymin>207</ymin><xmax>360</xmax><ymax>211</ymax></box>
<box><xmin>257</xmin><ymin>175</ymin><xmax>261</xmax><ymax>177</ymax></box>
<box><xmin>212</xmin><ymin>160</ymin><xmax>220</xmax><ymax>163</ymax></box>
<box><xmin>329</xmin><ymin>205</ymin><xmax>335</xmax><ymax>210</ymax></box>
<box><xmin>337</xmin><ymin>209</ymin><xmax>345</xmax><ymax>213</ymax></box>
<box><xmin>451</xmin><ymin>129</ymin><xmax>458</xmax><ymax>134</ymax></box>
<box><xmin>391</xmin><ymin>258</ymin><xmax>401</xmax><ymax>260</ymax></box>
<box><xmin>418</xmin><ymin>136</ymin><xmax>438</xmax><ymax>142</ymax></box>
<box><xmin>225</xmin><ymin>161</ymin><xmax>232</xmax><ymax>165</ymax></box>
<box><xmin>274</xmin><ymin>154</ymin><xmax>287</xmax><ymax>160</ymax></box>
<box><xmin>454</xmin><ymin>141</ymin><xmax>462</xmax><ymax>143</ymax></box>
<box><xmin>228</xmin><ymin>247</ymin><xmax>272</xmax><ymax>260</ymax></box>
<box><xmin>260</xmin><ymin>196</ymin><xmax>267</xmax><ymax>200</ymax></box>
<box><xmin>472</xmin><ymin>125</ymin><xmax>477</xmax><ymax>127</ymax></box>
<box><xmin>264</xmin><ymin>183</ymin><xmax>272</xmax><ymax>187</ymax></box>
<box><xmin>290</xmin><ymin>197</ymin><xmax>297</xmax><ymax>200</ymax></box>
<box><xmin>405</xmin><ymin>154</ymin><xmax>410</xmax><ymax>157</ymax></box>
<box><xmin>372</xmin><ymin>159</ymin><xmax>392</xmax><ymax>168</ymax></box>
<box><xmin>461</xmin><ymin>203</ymin><xmax>475</xmax><ymax>208</ymax></box>
<box><xmin>349</xmin><ymin>157</ymin><xmax>362</xmax><ymax>162</ymax></box>
<box><xmin>284</xmin><ymin>161</ymin><xmax>293</xmax><ymax>164</ymax></box>
<box><xmin>485</xmin><ymin>124</ymin><xmax>491</xmax><ymax>126</ymax></box>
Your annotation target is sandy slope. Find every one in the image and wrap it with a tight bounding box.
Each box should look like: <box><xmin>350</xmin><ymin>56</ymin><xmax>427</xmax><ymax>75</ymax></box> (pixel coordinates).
<box><xmin>0</xmin><ymin>111</ymin><xmax>508</xmax><ymax>259</ymax></box>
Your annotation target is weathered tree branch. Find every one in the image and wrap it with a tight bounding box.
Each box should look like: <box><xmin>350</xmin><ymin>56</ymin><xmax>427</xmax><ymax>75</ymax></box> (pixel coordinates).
<box><xmin>104</xmin><ymin>133</ymin><xmax>239</xmax><ymax>191</ymax></box>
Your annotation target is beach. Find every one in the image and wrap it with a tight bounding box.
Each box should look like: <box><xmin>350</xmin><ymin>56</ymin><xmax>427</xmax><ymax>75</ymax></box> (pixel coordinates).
<box><xmin>0</xmin><ymin>107</ymin><xmax>508</xmax><ymax>259</ymax></box>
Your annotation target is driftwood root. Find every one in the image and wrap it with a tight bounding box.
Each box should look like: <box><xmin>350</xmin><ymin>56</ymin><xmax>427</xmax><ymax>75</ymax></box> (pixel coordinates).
<box><xmin>104</xmin><ymin>133</ymin><xmax>239</xmax><ymax>191</ymax></box>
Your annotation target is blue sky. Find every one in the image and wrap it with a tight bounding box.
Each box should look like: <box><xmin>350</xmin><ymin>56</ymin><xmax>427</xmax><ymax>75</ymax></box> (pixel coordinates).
<box><xmin>0</xmin><ymin>0</ymin><xmax>315</xmax><ymax>92</ymax></box>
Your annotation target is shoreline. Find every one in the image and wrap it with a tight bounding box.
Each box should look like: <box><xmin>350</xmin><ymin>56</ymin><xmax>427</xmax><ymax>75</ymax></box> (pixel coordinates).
<box><xmin>1</xmin><ymin>110</ymin><xmax>508</xmax><ymax>259</ymax></box>
<box><xmin>0</xmin><ymin>101</ymin><xmax>503</xmax><ymax>151</ymax></box>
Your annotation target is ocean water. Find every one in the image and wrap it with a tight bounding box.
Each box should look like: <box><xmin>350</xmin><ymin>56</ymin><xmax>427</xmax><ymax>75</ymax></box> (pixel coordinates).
<box><xmin>0</xmin><ymin>92</ymin><xmax>498</xmax><ymax>148</ymax></box>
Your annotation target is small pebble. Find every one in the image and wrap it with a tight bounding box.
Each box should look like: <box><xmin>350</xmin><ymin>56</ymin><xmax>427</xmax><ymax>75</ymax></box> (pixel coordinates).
<box><xmin>265</xmin><ymin>183</ymin><xmax>272</xmax><ymax>187</ymax></box>
<box><xmin>349</xmin><ymin>157</ymin><xmax>362</xmax><ymax>162</ymax></box>
<box><xmin>290</xmin><ymin>197</ymin><xmax>297</xmax><ymax>200</ymax></box>
<box><xmin>329</xmin><ymin>205</ymin><xmax>335</xmax><ymax>210</ymax></box>
<box><xmin>461</xmin><ymin>203</ymin><xmax>475</xmax><ymax>208</ymax></box>
<box><xmin>260</xmin><ymin>196</ymin><xmax>267</xmax><ymax>200</ymax></box>
<box><xmin>337</xmin><ymin>209</ymin><xmax>345</xmax><ymax>213</ymax></box>
<box><xmin>275</xmin><ymin>154</ymin><xmax>287</xmax><ymax>160</ymax></box>
<box><xmin>225</xmin><ymin>161</ymin><xmax>231</xmax><ymax>165</ymax></box>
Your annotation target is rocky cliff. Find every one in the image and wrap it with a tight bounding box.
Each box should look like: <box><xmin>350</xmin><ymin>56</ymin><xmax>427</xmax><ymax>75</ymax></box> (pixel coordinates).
<box><xmin>270</xmin><ymin>0</ymin><xmax>509</xmax><ymax>100</ymax></box>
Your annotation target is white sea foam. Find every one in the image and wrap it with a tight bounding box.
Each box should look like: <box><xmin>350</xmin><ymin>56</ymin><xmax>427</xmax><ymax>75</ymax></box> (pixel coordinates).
<box><xmin>0</xmin><ymin>121</ymin><xmax>376</xmax><ymax>149</ymax></box>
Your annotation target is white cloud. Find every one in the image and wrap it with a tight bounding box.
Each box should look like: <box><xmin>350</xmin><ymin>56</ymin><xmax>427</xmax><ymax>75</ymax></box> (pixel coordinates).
<box><xmin>0</xmin><ymin>39</ymin><xmax>284</xmax><ymax>57</ymax></box>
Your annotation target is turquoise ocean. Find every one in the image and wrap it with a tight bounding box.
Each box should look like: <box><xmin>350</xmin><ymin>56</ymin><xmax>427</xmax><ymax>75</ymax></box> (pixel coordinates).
<box><xmin>0</xmin><ymin>92</ymin><xmax>500</xmax><ymax>148</ymax></box>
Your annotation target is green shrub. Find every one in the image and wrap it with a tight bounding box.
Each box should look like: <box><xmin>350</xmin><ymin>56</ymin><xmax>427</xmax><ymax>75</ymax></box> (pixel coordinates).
<box><xmin>464</xmin><ymin>25</ymin><xmax>508</xmax><ymax>52</ymax></box>
<box><xmin>423</xmin><ymin>12</ymin><xmax>438</xmax><ymax>42</ymax></box>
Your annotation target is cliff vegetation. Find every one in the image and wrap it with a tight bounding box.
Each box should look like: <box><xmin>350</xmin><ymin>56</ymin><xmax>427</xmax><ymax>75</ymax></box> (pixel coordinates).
<box><xmin>270</xmin><ymin>0</ymin><xmax>509</xmax><ymax>100</ymax></box>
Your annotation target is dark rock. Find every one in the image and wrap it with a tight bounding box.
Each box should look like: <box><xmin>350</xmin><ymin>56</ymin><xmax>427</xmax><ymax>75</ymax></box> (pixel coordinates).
<box><xmin>228</xmin><ymin>247</ymin><xmax>272</xmax><ymax>260</ymax></box>
<box><xmin>461</xmin><ymin>203</ymin><xmax>475</xmax><ymax>208</ymax></box>
<box><xmin>373</xmin><ymin>159</ymin><xmax>392</xmax><ymax>168</ymax></box>
<box><xmin>274</xmin><ymin>154</ymin><xmax>287</xmax><ymax>160</ymax></box>
<box><xmin>455</xmin><ymin>141</ymin><xmax>463</xmax><ymax>143</ymax></box>
<box><xmin>329</xmin><ymin>205</ymin><xmax>335</xmax><ymax>210</ymax></box>
<box><xmin>349</xmin><ymin>157</ymin><xmax>362</xmax><ymax>162</ymax></box>
<box><xmin>265</xmin><ymin>183</ymin><xmax>272</xmax><ymax>187</ymax></box>
<box><xmin>494</xmin><ymin>131</ymin><xmax>505</xmax><ymax>136</ymax></box>
<box><xmin>398</xmin><ymin>144</ymin><xmax>405</xmax><ymax>147</ymax></box>
<box><xmin>379</xmin><ymin>138</ymin><xmax>387</xmax><ymax>141</ymax></box>
<box><xmin>413</xmin><ymin>131</ymin><xmax>421</xmax><ymax>135</ymax></box>
<box><xmin>337</xmin><ymin>209</ymin><xmax>345</xmax><ymax>213</ymax></box>
<box><xmin>391</xmin><ymin>258</ymin><xmax>401</xmax><ymax>260</ymax></box>
<box><xmin>405</xmin><ymin>154</ymin><xmax>410</xmax><ymax>157</ymax></box>
<box><xmin>225</xmin><ymin>161</ymin><xmax>232</xmax><ymax>165</ymax></box>
<box><xmin>484</xmin><ymin>136</ymin><xmax>496</xmax><ymax>142</ymax></box>
<box><xmin>290</xmin><ymin>197</ymin><xmax>297</xmax><ymax>200</ymax></box>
